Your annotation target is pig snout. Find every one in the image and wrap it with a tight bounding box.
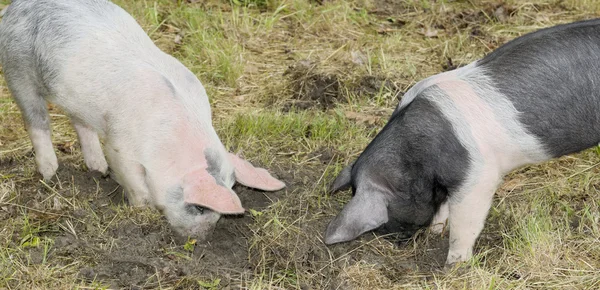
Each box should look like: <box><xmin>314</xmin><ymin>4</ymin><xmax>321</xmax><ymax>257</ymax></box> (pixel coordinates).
<box><xmin>375</xmin><ymin>223</ymin><xmax>420</xmax><ymax>240</ymax></box>
<box><xmin>162</xmin><ymin>203</ymin><xmax>222</xmax><ymax>241</ymax></box>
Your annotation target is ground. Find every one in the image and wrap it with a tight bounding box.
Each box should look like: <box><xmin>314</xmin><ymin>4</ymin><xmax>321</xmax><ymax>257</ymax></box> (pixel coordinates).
<box><xmin>1</xmin><ymin>0</ymin><xmax>600</xmax><ymax>289</ymax></box>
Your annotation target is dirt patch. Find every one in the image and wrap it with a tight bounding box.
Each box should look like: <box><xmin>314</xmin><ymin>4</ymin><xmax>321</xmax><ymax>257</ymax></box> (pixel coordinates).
<box><xmin>354</xmin><ymin>75</ymin><xmax>399</xmax><ymax>99</ymax></box>
<box><xmin>306</xmin><ymin>146</ymin><xmax>338</xmax><ymax>166</ymax></box>
<box><xmin>81</xmin><ymin>181</ymin><xmax>288</xmax><ymax>288</ymax></box>
<box><xmin>283</xmin><ymin>60</ymin><xmax>341</xmax><ymax>111</ymax></box>
<box><xmin>282</xmin><ymin>60</ymin><xmax>398</xmax><ymax>111</ymax></box>
<box><xmin>447</xmin><ymin>2</ymin><xmax>516</xmax><ymax>28</ymax></box>
<box><xmin>1</xmin><ymin>154</ymin><xmax>290</xmax><ymax>289</ymax></box>
<box><xmin>368</xmin><ymin>0</ymin><xmax>414</xmax><ymax>17</ymax></box>
<box><xmin>439</xmin><ymin>3</ymin><xmax>516</xmax><ymax>52</ymax></box>
<box><xmin>369</xmin><ymin>0</ymin><xmax>515</xmax><ymax>22</ymax></box>
<box><xmin>368</xmin><ymin>1</ymin><xmax>517</xmax><ymax>52</ymax></box>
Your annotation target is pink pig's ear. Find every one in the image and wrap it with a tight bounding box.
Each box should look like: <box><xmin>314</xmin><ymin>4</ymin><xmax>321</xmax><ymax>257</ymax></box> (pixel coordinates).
<box><xmin>183</xmin><ymin>170</ymin><xmax>244</xmax><ymax>214</ymax></box>
<box><xmin>228</xmin><ymin>153</ymin><xmax>286</xmax><ymax>191</ymax></box>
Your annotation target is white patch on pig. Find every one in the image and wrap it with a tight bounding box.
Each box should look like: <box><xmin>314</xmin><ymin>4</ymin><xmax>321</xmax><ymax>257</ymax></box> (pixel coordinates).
<box><xmin>404</xmin><ymin>63</ymin><xmax>550</xmax><ymax>264</ymax></box>
<box><xmin>397</xmin><ymin>62</ymin><xmax>478</xmax><ymax>111</ymax></box>
<box><xmin>422</xmin><ymin>82</ymin><xmax>498</xmax><ymax>264</ymax></box>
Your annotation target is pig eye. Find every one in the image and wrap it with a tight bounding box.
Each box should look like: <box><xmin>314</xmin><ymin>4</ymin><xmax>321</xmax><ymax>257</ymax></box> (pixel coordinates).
<box><xmin>194</xmin><ymin>205</ymin><xmax>206</xmax><ymax>215</ymax></box>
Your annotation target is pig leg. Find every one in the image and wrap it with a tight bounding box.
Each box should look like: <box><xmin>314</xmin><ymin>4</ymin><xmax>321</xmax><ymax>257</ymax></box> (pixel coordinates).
<box><xmin>445</xmin><ymin>171</ymin><xmax>500</xmax><ymax>266</ymax></box>
<box><xmin>104</xmin><ymin>145</ymin><xmax>151</xmax><ymax>206</ymax></box>
<box><xmin>5</xmin><ymin>76</ymin><xmax>58</xmax><ymax>180</ymax></box>
<box><xmin>429</xmin><ymin>201</ymin><xmax>449</xmax><ymax>234</ymax></box>
<box><xmin>71</xmin><ymin>119</ymin><xmax>108</xmax><ymax>174</ymax></box>
<box><xmin>118</xmin><ymin>163</ymin><xmax>151</xmax><ymax>206</ymax></box>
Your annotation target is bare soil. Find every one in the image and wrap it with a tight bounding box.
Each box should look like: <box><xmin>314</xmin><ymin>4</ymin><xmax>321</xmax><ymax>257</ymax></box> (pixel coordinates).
<box><xmin>0</xmin><ymin>135</ymin><xmax>450</xmax><ymax>289</ymax></box>
<box><xmin>1</xmin><ymin>154</ymin><xmax>293</xmax><ymax>288</ymax></box>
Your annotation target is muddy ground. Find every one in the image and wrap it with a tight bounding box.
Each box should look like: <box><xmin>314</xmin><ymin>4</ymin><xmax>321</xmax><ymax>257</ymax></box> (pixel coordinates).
<box><xmin>0</xmin><ymin>152</ymin><xmax>449</xmax><ymax>289</ymax></box>
<box><xmin>0</xmin><ymin>153</ymin><xmax>286</xmax><ymax>288</ymax></box>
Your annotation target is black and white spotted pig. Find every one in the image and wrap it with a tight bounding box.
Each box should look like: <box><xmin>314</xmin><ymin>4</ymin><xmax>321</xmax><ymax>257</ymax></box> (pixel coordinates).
<box><xmin>324</xmin><ymin>18</ymin><xmax>600</xmax><ymax>265</ymax></box>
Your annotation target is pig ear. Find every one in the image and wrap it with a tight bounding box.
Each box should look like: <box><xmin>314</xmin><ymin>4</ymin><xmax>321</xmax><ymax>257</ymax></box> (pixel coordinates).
<box><xmin>183</xmin><ymin>170</ymin><xmax>245</xmax><ymax>214</ymax></box>
<box><xmin>228</xmin><ymin>153</ymin><xmax>286</xmax><ymax>191</ymax></box>
<box><xmin>324</xmin><ymin>192</ymin><xmax>388</xmax><ymax>245</ymax></box>
<box><xmin>329</xmin><ymin>161</ymin><xmax>355</xmax><ymax>193</ymax></box>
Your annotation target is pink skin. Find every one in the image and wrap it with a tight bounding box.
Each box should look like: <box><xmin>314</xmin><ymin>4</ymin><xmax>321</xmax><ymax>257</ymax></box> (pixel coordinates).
<box><xmin>439</xmin><ymin>80</ymin><xmax>529</xmax><ymax>172</ymax></box>
<box><xmin>229</xmin><ymin>154</ymin><xmax>287</xmax><ymax>191</ymax></box>
<box><xmin>145</xmin><ymin>113</ymin><xmax>239</xmax><ymax>211</ymax></box>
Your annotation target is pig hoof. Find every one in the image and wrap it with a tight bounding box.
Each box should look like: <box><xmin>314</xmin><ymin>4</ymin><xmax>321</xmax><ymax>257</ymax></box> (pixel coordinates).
<box><xmin>36</xmin><ymin>155</ymin><xmax>59</xmax><ymax>180</ymax></box>
<box><xmin>126</xmin><ymin>193</ymin><xmax>150</xmax><ymax>207</ymax></box>
<box><xmin>429</xmin><ymin>222</ymin><xmax>446</xmax><ymax>235</ymax></box>
<box><xmin>85</xmin><ymin>158</ymin><xmax>109</xmax><ymax>175</ymax></box>
<box><xmin>443</xmin><ymin>261</ymin><xmax>470</xmax><ymax>274</ymax></box>
<box><xmin>443</xmin><ymin>263</ymin><xmax>457</xmax><ymax>273</ymax></box>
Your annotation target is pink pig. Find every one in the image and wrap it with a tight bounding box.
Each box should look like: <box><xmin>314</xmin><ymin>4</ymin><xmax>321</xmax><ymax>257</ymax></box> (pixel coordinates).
<box><xmin>0</xmin><ymin>0</ymin><xmax>285</xmax><ymax>238</ymax></box>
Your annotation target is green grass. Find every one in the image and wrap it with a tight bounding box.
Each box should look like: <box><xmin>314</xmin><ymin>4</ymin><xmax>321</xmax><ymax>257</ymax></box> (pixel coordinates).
<box><xmin>2</xmin><ymin>0</ymin><xmax>600</xmax><ymax>289</ymax></box>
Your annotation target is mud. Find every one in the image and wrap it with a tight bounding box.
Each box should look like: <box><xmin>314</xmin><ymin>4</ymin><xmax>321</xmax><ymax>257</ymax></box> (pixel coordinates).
<box><xmin>283</xmin><ymin>60</ymin><xmax>341</xmax><ymax>111</ymax></box>
<box><xmin>0</xmin><ymin>153</ymin><xmax>290</xmax><ymax>289</ymax></box>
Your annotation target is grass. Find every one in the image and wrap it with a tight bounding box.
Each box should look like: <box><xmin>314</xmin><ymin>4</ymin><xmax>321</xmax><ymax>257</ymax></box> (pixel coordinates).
<box><xmin>1</xmin><ymin>0</ymin><xmax>600</xmax><ymax>289</ymax></box>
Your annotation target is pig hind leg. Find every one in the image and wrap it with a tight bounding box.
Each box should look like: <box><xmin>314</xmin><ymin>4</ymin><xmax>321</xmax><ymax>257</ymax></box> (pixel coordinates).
<box><xmin>5</xmin><ymin>74</ymin><xmax>58</xmax><ymax>180</ymax></box>
<box><xmin>71</xmin><ymin>119</ymin><xmax>108</xmax><ymax>174</ymax></box>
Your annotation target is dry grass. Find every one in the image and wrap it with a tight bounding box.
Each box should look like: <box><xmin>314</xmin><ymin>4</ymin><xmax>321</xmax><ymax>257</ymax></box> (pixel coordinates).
<box><xmin>1</xmin><ymin>0</ymin><xmax>600</xmax><ymax>289</ymax></box>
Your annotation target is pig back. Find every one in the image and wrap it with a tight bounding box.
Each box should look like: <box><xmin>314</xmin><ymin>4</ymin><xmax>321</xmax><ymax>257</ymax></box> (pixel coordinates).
<box><xmin>0</xmin><ymin>0</ymin><xmax>212</xmax><ymax>137</ymax></box>
<box><xmin>0</xmin><ymin>0</ymin><xmax>153</xmax><ymax>85</ymax></box>
<box><xmin>479</xmin><ymin>18</ymin><xmax>600</xmax><ymax>157</ymax></box>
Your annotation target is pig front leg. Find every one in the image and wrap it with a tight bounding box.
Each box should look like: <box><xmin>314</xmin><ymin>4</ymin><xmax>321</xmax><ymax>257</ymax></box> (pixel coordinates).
<box><xmin>429</xmin><ymin>201</ymin><xmax>449</xmax><ymax>234</ymax></box>
<box><xmin>105</xmin><ymin>145</ymin><xmax>151</xmax><ymax>206</ymax></box>
<box><xmin>446</xmin><ymin>169</ymin><xmax>501</xmax><ymax>266</ymax></box>
<box><xmin>72</xmin><ymin>119</ymin><xmax>108</xmax><ymax>174</ymax></box>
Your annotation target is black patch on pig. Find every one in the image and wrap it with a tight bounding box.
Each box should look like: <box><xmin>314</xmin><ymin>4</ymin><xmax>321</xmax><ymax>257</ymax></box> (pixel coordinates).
<box><xmin>349</xmin><ymin>96</ymin><xmax>470</xmax><ymax>237</ymax></box>
<box><xmin>480</xmin><ymin>18</ymin><xmax>600</xmax><ymax>157</ymax></box>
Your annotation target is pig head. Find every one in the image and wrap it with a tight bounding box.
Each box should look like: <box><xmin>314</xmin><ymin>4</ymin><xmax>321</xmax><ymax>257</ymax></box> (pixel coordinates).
<box><xmin>150</xmin><ymin>143</ymin><xmax>286</xmax><ymax>239</ymax></box>
<box><xmin>101</xmin><ymin>92</ymin><xmax>286</xmax><ymax>240</ymax></box>
<box><xmin>324</xmin><ymin>97</ymin><xmax>467</xmax><ymax>245</ymax></box>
